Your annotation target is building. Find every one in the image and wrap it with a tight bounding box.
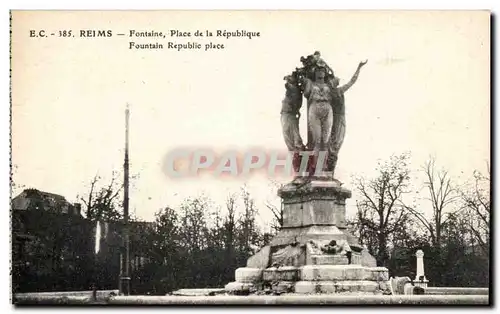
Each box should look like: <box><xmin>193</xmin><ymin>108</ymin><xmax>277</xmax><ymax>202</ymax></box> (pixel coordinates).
<box><xmin>12</xmin><ymin>188</ymin><xmax>82</xmax><ymax>215</ymax></box>
<box><xmin>11</xmin><ymin>189</ymin><xmax>93</xmax><ymax>292</ymax></box>
<box><xmin>11</xmin><ymin>188</ymin><xmax>154</xmax><ymax>293</ymax></box>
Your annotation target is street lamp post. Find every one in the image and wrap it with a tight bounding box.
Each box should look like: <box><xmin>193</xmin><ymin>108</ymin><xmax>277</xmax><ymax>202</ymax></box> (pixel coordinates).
<box><xmin>119</xmin><ymin>104</ymin><xmax>131</xmax><ymax>295</ymax></box>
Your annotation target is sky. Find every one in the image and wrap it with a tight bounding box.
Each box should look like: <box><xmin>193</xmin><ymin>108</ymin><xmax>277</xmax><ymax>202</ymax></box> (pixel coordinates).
<box><xmin>11</xmin><ymin>11</ymin><xmax>490</xmax><ymax>226</ymax></box>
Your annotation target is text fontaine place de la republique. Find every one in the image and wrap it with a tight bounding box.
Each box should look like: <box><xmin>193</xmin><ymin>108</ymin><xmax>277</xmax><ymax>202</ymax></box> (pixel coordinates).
<box><xmin>128</xmin><ymin>29</ymin><xmax>261</xmax><ymax>51</ymax></box>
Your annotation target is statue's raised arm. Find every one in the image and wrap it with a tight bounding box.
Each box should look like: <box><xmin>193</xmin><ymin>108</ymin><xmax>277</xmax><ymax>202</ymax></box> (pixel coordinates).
<box><xmin>339</xmin><ymin>60</ymin><xmax>368</xmax><ymax>93</ymax></box>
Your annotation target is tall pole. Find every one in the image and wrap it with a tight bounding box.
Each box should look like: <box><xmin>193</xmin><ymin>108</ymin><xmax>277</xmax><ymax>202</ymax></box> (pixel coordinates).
<box><xmin>92</xmin><ymin>221</ymin><xmax>101</xmax><ymax>301</ymax></box>
<box><xmin>119</xmin><ymin>103</ymin><xmax>131</xmax><ymax>295</ymax></box>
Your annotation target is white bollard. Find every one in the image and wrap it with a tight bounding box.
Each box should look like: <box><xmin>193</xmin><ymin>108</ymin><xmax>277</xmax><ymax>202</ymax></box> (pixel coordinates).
<box><xmin>414</xmin><ymin>250</ymin><xmax>429</xmax><ymax>288</ymax></box>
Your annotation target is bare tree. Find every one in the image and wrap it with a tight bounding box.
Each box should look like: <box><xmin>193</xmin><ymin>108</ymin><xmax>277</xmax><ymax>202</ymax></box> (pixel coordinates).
<box><xmin>353</xmin><ymin>153</ymin><xmax>412</xmax><ymax>267</ymax></box>
<box><xmin>79</xmin><ymin>172</ymin><xmax>123</xmax><ymax>222</ymax></box>
<box><xmin>237</xmin><ymin>185</ymin><xmax>261</xmax><ymax>255</ymax></box>
<box><xmin>405</xmin><ymin>157</ymin><xmax>458</xmax><ymax>247</ymax></box>
<box><xmin>349</xmin><ymin>206</ymin><xmax>378</xmax><ymax>256</ymax></box>
<box><xmin>223</xmin><ymin>193</ymin><xmax>237</xmax><ymax>266</ymax></box>
<box><xmin>224</xmin><ymin>194</ymin><xmax>237</xmax><ymax>246</ymax></box>
<box><xmin>265</xmin><ymin>201</ymin><xmax>283</xmax><ymax>234</ymax></box>
<box><xmin>264</xmin><ymin>180</ymin><xmax>284</xmax><ymax>233</ymax></box>
<box><xmin>459</xmin><ymin>166</ymin><xmax>490</xmax><ymax>255</ymax></box>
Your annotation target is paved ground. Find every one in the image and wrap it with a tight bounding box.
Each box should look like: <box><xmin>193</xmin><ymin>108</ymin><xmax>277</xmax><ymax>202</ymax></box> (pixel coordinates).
<box><xmin>13</xmin><ymin>289</ymin><xmax>490</xmax><ymax>305</ymax></box>
<box><xmin>108</xmin><ymin>294</ymin><xmax>489</xmax><ymax>305</ymax></box>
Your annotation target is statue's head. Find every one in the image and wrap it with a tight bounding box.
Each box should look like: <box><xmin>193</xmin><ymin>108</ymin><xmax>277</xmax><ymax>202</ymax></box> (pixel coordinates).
<box><xmin>314</xmin><ymin>67</ymin><xmax>327</xmax><ymax>80</ymax></box>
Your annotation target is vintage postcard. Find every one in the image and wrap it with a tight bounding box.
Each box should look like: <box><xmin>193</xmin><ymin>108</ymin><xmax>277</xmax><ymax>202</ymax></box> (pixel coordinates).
<box><xmin>10</xmin><ymin>10</ymin><xmax>490</xmax><ymax>305</ymax></box>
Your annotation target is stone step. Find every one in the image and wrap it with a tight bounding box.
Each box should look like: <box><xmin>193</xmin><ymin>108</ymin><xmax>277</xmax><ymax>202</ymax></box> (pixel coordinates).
<box><xmin>263</xmin><ymin>266</ymin><xmax>300</xmax><ymax>282</ymax></box>
<box><xmin>235</xmin><ymin>267</ymin><xmax>263</xmax><ymax>283</ymax></box>
<box><xmin>301</xmin><ymin>265</ymin><xmax>388</xmax><ymax>281</ymax></box>
<box><xmin>231</xmin><ymin>265</ymin><xmax>389</xmax><ymax>284</ymax></box>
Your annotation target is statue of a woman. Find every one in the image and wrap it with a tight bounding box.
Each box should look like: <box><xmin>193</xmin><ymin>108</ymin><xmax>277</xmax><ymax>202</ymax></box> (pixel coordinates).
<box><xmin>280</xmin><ymin>74</ymin><xmax>305</xmax><ymax>172</ymax></box>
<box><xmin>303</xmin><ymin>66</ymin><xmax>335</xmax><ymax>158</ymax></box>
<box><xmin>281</xmin><ymin>52</ymin><xmax>367</xmax><ymax>178</ymax></box>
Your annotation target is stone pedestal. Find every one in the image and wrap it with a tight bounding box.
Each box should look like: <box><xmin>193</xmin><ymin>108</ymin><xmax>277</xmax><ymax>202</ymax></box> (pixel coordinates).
<box><xmin>225</xmin><ymin>177</ymin><xmax>391</xmax><ymax>295</ymax></box>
